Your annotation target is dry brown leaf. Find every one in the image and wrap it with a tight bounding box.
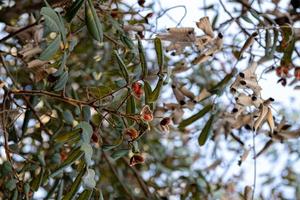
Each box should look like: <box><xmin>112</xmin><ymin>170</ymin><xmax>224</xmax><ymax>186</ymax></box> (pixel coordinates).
<box><xmin>196</xmin><ymin>17</ymin><xmax>214</xmax><ymax>38</ymax></box>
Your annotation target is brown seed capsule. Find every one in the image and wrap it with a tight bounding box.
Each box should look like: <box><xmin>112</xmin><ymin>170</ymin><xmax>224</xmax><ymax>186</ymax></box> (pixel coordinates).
<box><xmin>140</xmin><ymin>105</ymin><xmax>153</xmax><ymax>122</ymax></box>
<box><xmin>124</xmin><ymin>127</ymin><xmax>139</xmax><ymax>140</ymax></box>
<box><xmin>160</xmin><ymin>117</ymin><xmax>171</xmax><ymax>133</ymax></box>
<box><xmin>129</xmin><ymin>154</ymin><xmax>145</xmax><ymax>166</ymax></box>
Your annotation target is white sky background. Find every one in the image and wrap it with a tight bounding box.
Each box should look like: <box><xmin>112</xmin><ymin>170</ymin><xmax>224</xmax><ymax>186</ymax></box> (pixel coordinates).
<box><xmin>124</xmin><ymin>0</ymin><xmax>300</xmax><ymax>199</ymax></box>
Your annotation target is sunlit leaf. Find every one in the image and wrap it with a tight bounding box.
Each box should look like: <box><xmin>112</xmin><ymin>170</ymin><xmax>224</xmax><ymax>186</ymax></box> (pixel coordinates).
<box><xmin>54</xmin><ymin>128</ymin><xmax>81</xmax><ymax>143</ymax></box>
<box><xmin>77</xmin><ymin>189</ymin><xmax>93</xmax><ymax>200</ymax></box>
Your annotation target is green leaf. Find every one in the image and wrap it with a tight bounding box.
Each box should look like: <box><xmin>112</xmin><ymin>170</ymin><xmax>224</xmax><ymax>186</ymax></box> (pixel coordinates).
<box><xmin>77</xmin><ymin>121</ymin><xmax>93</xmax><ymax>143</ymax></box>
<box><xmin>40</xmin><ymin>35</ymin><xmax>61</xmax><ymax>60</ymax></box>
<box><xmin>143</xmin><ymin>80</ymin><xmax>152</xmax><ymax>105</ymax></box>
<box><xmin>62</xmin><ymin>161</ymin><xmax>85</xmax><ymax>200</ymax></box>
<box><xmin>63</xmin><ymin>109</ymin><xmax>74</xmax><ymax>125</ymax></box>
<box><xmin>178</xmin><ymin>104</ymin><xmax>213</xmax><ymax>129</ymax></box>
<box><xmin>87</xmin><ymin>86</ymin><xmax>112</xmax><ymax>99</ymax></box>
<box><xmin>240</xmin><ymin>14</ymin><xmax>253</xmax><ymax>24</ymax></box>
<box><xmin>2</xmin><ymin>161</ymin><xmax>13</xmax><ymax>174</ymax></box>
<box><xmin>77</xmin><ymin>190</ymin><xmax>93</xmax><ymax>200</ymax></box>
<box><xmin>154</xmin><ymin>37</ymin><xmax>164</xmax><ymax>74</ymax></box>
<box><xmin>111</xmin><ymin>149</ymin><xmax>129</xmax><ymax>160</ymax></box>
<box><xmin>30</xmin><ymin>167</ymin><xmax>45</xmax><ymax>191</ymax></box>
<box><xmin>65</xmin><ymin>0</ymin><xmax>84</xmax><ymax>22</ymax></box>
<box><xmin>82</xmin><ymin>106</ymin><xmax>91</xmax><ymax>122</ymax></box>
<box><xmin>114</xmin><ymin>50</ymin><xmax>129</xmax><ymax>82</ymax></box>
<box><xmin>198</xmin><ymin>114</ymin><xmax>214</xmax><ymax>146</ymax></box>
<box><xmin>41</xmin><ymin>7</ymin><xmax>66</xmax><ymax>43</ymax></box>
<box><xmin>80</xmin><ymin>143</ymin><xmax>93</xmax><ymax>166</ymax></box>
<box><xmin>82</xmin><ymin>168</ymin><xmax>96</xmax><ymax>189</ymax></box>
<box><xmin>149</xmin><ymin>76</ymin><xmax>164</xmax><ymax>102</ymax></box>
<box><xmin>209</xmin><ymin>68</ymin><xmax>237</xmax><ymax>94</ymax></box>
<box><xmin>5</xmin><ymin>179</ymin><xmax>16</xmax><ymax>191</ymax></box>
<box><xmin>85</xmin><ymin>0</ymin><xmax>103</xmax><ymax>42</ymax></box>
<box><xmin>249</xmin><ymin>9</ymin><xmax>261</xmax><ymax>21</ymax></box>
<box><xmin>53</xmin><ymin>71</ymin><xmax>69</xmax><ymax>91</ymax></box>
<box><xmin>54</xmin><ymin>128</ymin><xmax>81</xmax><ymax>143</ymax></box>
<box><xmin>51</xmin><ymin>147</ymin><xmax>84</xmax><ymax>177</ymax></box>
<box><xmin>126</xmin><ymin>95</ymin><xmax>136</xmax><ymax>126</ymax></box>
<box><xmin>120</xmin><ymin>34</ymin><xmax>134</xmax><ymax>49</ymax></box>
<box><xmin>137</xmin><ymin>36</ymin><xmax>147</xmax><ymax>79</ymax></box>
<box><xmin>41</xmin><ymin>7</ymin><xmax>61</xmax><ymax>32</ymax></box>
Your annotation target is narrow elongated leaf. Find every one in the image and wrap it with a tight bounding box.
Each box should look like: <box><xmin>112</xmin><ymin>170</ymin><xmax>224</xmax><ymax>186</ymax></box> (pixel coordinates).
<box><xmin>51</xmin><ymin>148</ymin><xmax>84</xmax><ymax>177</ymax></box>
<box><xmin>30</xmin><ymin>167</ymin><xmax>45</xmax><ymax>191</ymax></box>
<box><xmin>137</xmin><ymin>36</ymin><xmax>147</xmax><ymax>79</ymax></box>
<box><xmin>178</xmin><ymin>104</ymin><xmax>213</xmax><ymax>129</ymax></box>
<box><xmin>149</xmin><ymin>76</ymin><xmax>164</xmax><ymax>102</ymax></box>
<box><xmin>198</xmin><ymin>114</ymin><xmax>214</xmax><ymax>146</ymax></box>
<box><xmin>65</xmin><ymin>0</ymin><xmax>84</xmax><ymax>22</ymax></box>
<box><xmin>41</xmin><ymin>7</ymin><xmax>61</xmax><ymax>32</ymax></box>
<box><xmin>41</xmin><ymin>7</ymin><xmax>66</xmax><ymax>43</ymax></box>
<box><xmin>111</xmin><ymin>149</ymin><xmax>129</xmax><ymax>160</ymax></box>
<box><xmin>143</xmin><ymin>80</ymin><xmax>152</xmax><ymax>105</ymax></box>
<box><xmin>114</xmin><ymin>50</ymin><xmax>129</xmax><ymax>82</ymax></box>
<box><xmin>154</xmin><ymin>37</ymin><xmax>164</xmax><ymax>74</ymax></box>
<box><xmin>85</xmin><ymin>0</ymin><xmax>103</xmax><ymax>42</ymax></box>
<box><xmin>126</xmin><ymin>95</ymin><xmax>136</xmax><ymax>125</ymax></box>
<box><xmin>40</xmin><ymin>35</ymin><xmax>61</xmax><ymax>60</ymax></box>
<box><xmin>77</xmin><ymin>190</ymin><xmax>93</xmax><ymax>200</ymax></box>
<box><xmin>209</xmin><ymin>68</ymin><xmax>237</xmax><ymax>94</ymax></box>
<box><xmin>53</xmin><ymin>71</ymin><xmax>69</xmax><ymax>91</ymax></box>
<box><xmin>62</xmin><ymin>161</ymin><xmax>85</xmax><ymax>200</ymax></box>
<box><xmin>54</xmin><ymin>128</ymin><xmax>81</xmax><ymax>143</ymax></box>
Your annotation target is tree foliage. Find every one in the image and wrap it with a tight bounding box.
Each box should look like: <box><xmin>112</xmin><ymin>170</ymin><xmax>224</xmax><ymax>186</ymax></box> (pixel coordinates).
<box><xmin>1</xmin><ymin>0</ymin><xmax>300</xmax><ymax>199</ymax></box>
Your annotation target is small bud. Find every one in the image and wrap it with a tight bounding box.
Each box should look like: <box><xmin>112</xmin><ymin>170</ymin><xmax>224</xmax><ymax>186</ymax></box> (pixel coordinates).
<box><xmin>129</xmin><ymin>154</ymin><xmax>145</xmax><ymax>166</ymax></box>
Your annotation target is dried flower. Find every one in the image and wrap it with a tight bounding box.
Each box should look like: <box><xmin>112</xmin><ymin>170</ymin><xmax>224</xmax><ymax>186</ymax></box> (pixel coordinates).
<box><xmin>124</xmin><ymin>127</ymin><xmax>139</xmax><ymax>140</ymax></box>
<box><xmin>129</xmin><ymin>154</ymin><xmax>145</xmax><ymax>166</ymax></box>
<box><xmin>160</xmin><ymin>117</ymin><xmax>171</xmax><ymax>133</ymax></box>
<box><xmin>140</xmin><ymin>105</ymin><xmax>153</xmax><ymax>122</ymax></box>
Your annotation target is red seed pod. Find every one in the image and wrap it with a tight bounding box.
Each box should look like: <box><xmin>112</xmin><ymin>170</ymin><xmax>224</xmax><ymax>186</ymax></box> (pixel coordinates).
<box><xmin>129</xmin><ymin>154</ymin><xmax>145</xmax><ymax>166</ymax></box>
<box><xmin>140</xmin><ymin>105</ymin><xmax>153</xmax><ymax>122</ymax></box>
<box><xmin>294</xmin><ymin>67</ymin><xmax>300</xmax><ymax>80</ymax></box>
<box><xmin>124</xmin><ymin>127</ymin><xmax>139</xmax><ymax>140</ymax></box>
<box><xmin>131</xmin><ymin>81</ymin><xmax>143</xmax><ymax>99</ymax></box>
